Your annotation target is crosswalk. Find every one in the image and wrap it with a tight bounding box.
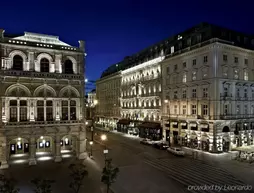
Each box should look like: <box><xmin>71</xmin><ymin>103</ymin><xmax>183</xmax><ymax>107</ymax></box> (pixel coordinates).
<box><xmin>143</xmin><ymin>154</ymin><xmax>249</xmax><ymax>193</ymax></box>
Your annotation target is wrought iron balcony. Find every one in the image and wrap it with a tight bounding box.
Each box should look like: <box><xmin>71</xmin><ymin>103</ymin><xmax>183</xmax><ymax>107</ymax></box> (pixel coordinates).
<box><xmin>0</xmin><ymin>70</ymin><xmax>84</xmax><ymax>80</ymax></box>
<box><xmin>4</xmin><ymin>120</ymin><xmax>82</xmax><ymax>127</ymax></box>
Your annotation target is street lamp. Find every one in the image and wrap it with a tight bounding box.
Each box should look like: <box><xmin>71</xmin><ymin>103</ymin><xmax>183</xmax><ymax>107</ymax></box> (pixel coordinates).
<box><xmin>101</xmin><ymin>134</ymin><xmax>108</xmax><ymax>165</ymax></box>
<box><xmin>85</xmin><ymin>78</ymin><xmax>88</xmax><ymax>83</ymax></box>
<box><xmin>89</xmin><ymin>141</ymin><xmax>93</xmax><ymax>158</ymax></box>
<box><xmin>101</xmin><ymin>134</ymin><xmax>107</xmax><ymax>141</ymax></box>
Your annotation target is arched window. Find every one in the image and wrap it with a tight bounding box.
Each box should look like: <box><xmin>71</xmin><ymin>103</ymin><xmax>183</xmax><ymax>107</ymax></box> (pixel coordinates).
<box><xmin>40</xmin><ymin>58</ymin><xmax>49</xmax><ymax>72</ymax></box>
<box><xmin>64</xmin><ymin>59</ymin><xmax>73</xmax><ymax>74</ymax></box>
<box><xmin>13</xmin><ymin>55</ymin><xmax>23</xmax><ymax>70</ymax></box>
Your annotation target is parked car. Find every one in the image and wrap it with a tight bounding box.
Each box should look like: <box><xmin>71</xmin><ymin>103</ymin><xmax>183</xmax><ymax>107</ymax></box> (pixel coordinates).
<box><xmin>153</xmin><ymin>142</ymin><xmax>169</xmax><ymax>150</ymax></box>
<box><xmin>140</xmin><ymin>138</ymin><xmax>153</xmax><ymax>145</ymax></box>
<box><xmin>167</xmin><ymin>147</ymin><xmax>185</xmax><ymax>156</ymax></box>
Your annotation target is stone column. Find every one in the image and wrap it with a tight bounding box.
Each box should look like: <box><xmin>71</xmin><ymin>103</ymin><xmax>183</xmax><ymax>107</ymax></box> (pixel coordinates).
<box><xmin>30</xmin><ymin>99</ymin><xmax>35</xmax><ymax>122</ymax></box>
<box><xmin>28</xmin><ymin>52</ymin><xmax>35</xmax><ymax>71</ymax></box>
<box><xmin>28</xmin><ymin>137</ymin><xmax>37</xmax><ymax>165</ymax></box>
<box><xmin>77</xmin><ymin>126</ymin><xmax>87</xmax><ymax>160</ymax></box>
<box><xmin>0</xmin><ymin>140</ymin><xmax>9</xmax><ymax>169</ymax></box>
<box><xmin>55</xmin><ymin>100</ymin><xmax>60</xmax><ymax>121</ymax></box>
<box><xmin>55</xmin><ymin>54</ymin><xmax>62</xmax><ymax>73</ymax></box>
<box><xmin>54</xmin><ymin>135</ymin><xmax>62</xmax><ymax>162</ymax></box>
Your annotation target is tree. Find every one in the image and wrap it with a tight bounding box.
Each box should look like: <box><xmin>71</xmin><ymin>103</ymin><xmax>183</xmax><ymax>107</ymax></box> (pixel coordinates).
<box><xmin>31</xmin><ymin>178</ymin><xmax>55</xmax><ymax>193</ymax></box>
<box><xmin>68</xmin><ymin>163</ymin><xmax>88</xmax><ymax>193</ymax></box>
<box><xmin>0</xmin><ymin>174</ymin><xmax>19</xmax><ymax>193</ymax></box>
<box><xmin>101</xmin><ymin>158</ymin><xmax>119</xmax><ymax>193</ymax></box>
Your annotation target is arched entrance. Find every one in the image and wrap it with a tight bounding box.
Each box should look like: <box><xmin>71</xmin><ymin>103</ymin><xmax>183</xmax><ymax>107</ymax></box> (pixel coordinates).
<box><xmin>61</xmin><ymin>135</ymin><xmax>77</xmax><ymax>158</ymax></box>
<box><xmin>222</xmin><ymin>126</ymin><xmax>230</xmax><ymax>152</ymax></box>
<box><xmin>36</xmin><ymin>136</ymin><xmax>53</xmax><ymax>154</ymax></box>
<box><xmin>9</xmin><ymin>138</ymin><xmax>29</xmax><ymax>155</ymax></box>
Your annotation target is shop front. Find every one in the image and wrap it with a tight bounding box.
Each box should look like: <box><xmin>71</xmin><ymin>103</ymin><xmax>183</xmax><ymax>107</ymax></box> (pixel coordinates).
<box><xmin>180</xmin><ymin>133</ymin><xmax>188</xmax><ymax>146</ymax></box>
<box><xmin>200</xmin><ymin>135</ymin><xmax>209</xmax><ymax>151</ymax></box>
<box><xmin>117</xmin><ymin>119</ymin><xmax>131</xmax><ymax>133</ymax></box>
<box><xmin>138</xmin><ymin>122</ymin><xmax>162</xmax><ymax>140</ymax></box>
<box><xmin>189</xmin><ymin>133</ymin><xmax>198</xmax><ymax>149</ymax></box>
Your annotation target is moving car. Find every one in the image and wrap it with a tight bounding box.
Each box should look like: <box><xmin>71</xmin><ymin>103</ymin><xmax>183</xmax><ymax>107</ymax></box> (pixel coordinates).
<box><xmin>153</xmin><ymin>142</ymin><xmax>169</xmax><ymax>150</ymax></box>
<box><xmin>167</xmin><ymin>147</ymin><xmax>185</xmax><ymax>156</ymax></box>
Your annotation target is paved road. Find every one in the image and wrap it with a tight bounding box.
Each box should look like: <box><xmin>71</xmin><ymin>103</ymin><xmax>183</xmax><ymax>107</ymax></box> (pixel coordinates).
<box><xmin>91</xmin><ymin>129</ymin><xmax>253</xmax><ymax>193</ymax></box>
<box><xmin>1</xmin><ymin>129</ymin><xmax>253</xmax><ymax>193</ymax></box>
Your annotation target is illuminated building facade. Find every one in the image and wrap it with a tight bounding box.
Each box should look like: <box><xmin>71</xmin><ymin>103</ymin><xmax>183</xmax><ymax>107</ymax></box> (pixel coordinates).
<box><xmin>97</xmin><ymin>22</ymin><xmax>254</xmax><ymax>152</ymax></box>
<box><xmin>161</xmin><ymin>23</ymin><xmax>254</xmax><ymax>152</ymax></box>
<box><xmin>0</xmin><ymin>29</ymin><xmax>86</xmax><ymax>168</ymax></box>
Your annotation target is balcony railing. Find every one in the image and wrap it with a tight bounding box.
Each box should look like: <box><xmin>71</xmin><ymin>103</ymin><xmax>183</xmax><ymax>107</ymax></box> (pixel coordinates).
<box><xmin>0</xmin><ymin>70</ymin><xmax>84</xmax><ymax>80</ymax></box>
<box><xmin>4</xmin><ymin>120</ymin><xmax>82</xmax><ymax>126</ymax></box>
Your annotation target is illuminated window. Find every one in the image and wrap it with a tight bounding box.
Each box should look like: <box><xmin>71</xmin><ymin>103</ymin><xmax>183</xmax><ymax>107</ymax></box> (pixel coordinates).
<box><xmin>191</xmin><ymin>105</ymin><xmax>196</xmax><ymax>115</ymax></box>
<box><xmin>244</xmin><ymin>70</ymin><xmax>248</xmax><ymax>80</ymax></box>
<box><xmin>202</xmin><ymin>105</ymin><xmax>208</xmax><ymax>115</ymax></box>
<box><xmin>192</xmin><ymin>71</ymin><xmax>196</xmax><ymax>81</ymax></box>
<box><xmin>182</xmin><ymin>73</ymin><xmax>187</xmax><ymax>83</ymax></box>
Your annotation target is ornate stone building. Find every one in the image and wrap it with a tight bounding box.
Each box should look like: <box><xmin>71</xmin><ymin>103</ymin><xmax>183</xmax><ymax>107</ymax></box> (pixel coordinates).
<box><xmin>0</xmin><ymin>29</ymin><xmax>86</xmax><ymax>168</ymax></box>
<box><xmin>96</xmin><ymin>22</ymin><xmax>254</xmax><ymax>152</ymax></box>
<box><xmin>161</xmin><ymin>23</ymin><xmax>254</xmax><ymax>153</ymax></box>
<box><xmin>96</xmin><ymin>72</ymin><xmax>121</xmax><ymax>130</ymax></box>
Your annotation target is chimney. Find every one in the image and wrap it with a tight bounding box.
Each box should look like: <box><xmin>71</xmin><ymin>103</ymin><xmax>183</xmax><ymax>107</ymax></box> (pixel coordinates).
<box><xmin>79</xmin><ymin>40</ymin><xmax>85</xmax><ymax>51</ymax></box>
<box><xmin>0</xmin><ymin>29</ymin><xmax>5</xmax><ymax>39</ymax></box>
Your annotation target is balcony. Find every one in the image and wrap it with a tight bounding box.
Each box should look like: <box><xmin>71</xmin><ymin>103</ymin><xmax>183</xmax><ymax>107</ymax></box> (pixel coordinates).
<box><xmin>4</xmin><ymin>120</ymin><xmax>82</xmax><ymax>127</ymax></box>
<box><xmin>0</xmin><ymin>70</ymin><xmax>83</xmax><ymax>80</ymax></box>
<box><xmin>220</xmin><ymin>93</ymin><xmax>232</xmax><ymax>100</ymax></box>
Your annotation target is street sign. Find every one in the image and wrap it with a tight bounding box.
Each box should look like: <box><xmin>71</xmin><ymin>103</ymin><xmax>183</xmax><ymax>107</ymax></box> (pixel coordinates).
<box><xmin>103</xmin><ymin>149</ymin><xmax>108</xmax><ymax>154</ymax></box>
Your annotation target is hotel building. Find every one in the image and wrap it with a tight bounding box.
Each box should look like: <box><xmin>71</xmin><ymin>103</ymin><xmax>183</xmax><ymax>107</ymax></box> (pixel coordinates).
<box><xmin>97</xmin><ymin>22</ymin><xmax>254</xmax><ymax>152</ymax></box>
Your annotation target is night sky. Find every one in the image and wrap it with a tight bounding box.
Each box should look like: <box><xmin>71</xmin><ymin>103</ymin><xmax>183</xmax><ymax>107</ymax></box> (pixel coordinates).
<box><xmin>0</xmin><ymin>0</ymin><xmax>253</xmax><ymax>91</ymax></box>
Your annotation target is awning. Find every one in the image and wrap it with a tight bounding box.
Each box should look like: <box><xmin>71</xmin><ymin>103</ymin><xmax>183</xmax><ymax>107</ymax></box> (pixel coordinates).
<box><xmin>190</xmin><ymin>134</ymin><xmax>197</xmax><ymax>139</ymax></box>
<box><xmin>200</xmin><ymin>124</ymin><xmax>209</xmax><ymax>128</ymax></box>
<box><xmin>190</xmin><ymin>123</ymin><xmax>197</xmax><ymax>127</ymax></box>
<box><xmin>181</xmin><ymin>122</ymin><xmax>187</xmax><ymax>126</ymax></box>
<box><xmin>180</xmin><ymin>133</ymin><xmax>187</xmax><ymax>137</ymax></box>
<box><xmin>200</xmin><ymin>135</ymin><xmax>208</xmax><ymax>141</ymax></box>
<box><xmin>138</xmin><ymin>122</ymin><xmax>161</xmax><ymax>129</ymax></box>
<box><xmin>117</xmin><ymin>119</ymin><xmax>130</xmax><ymax>125</ymax></box>
<box><xmin>172</xmin><ymin>122</ymin><xmax>178</xmax><ymax>125</ymax></box>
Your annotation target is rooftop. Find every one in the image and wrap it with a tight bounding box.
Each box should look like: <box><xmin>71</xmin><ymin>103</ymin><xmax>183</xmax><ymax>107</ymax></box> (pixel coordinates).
<box><xmin>100</xmin><ymin>22</ymin><xmax>254</xmax><ymax>79</ymax></box>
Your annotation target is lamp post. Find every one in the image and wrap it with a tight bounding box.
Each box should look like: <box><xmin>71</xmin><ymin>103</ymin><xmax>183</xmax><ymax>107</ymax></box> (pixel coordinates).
<box><xmin>89</xmin><ymin>141</ymin><xmax>93</xmax><ymax>158</ymax></box>
<box><xmin>101</xmin><ymin>134</ymin><xmax>108</xmax><ymax>166</ymax></box>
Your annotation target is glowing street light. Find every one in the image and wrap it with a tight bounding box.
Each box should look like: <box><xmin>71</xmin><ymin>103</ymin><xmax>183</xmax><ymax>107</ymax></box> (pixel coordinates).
<box><xmin>89</xmin><ymin>141</ymin><xmax>93</xmax><ymax>158</ymax></box>
<box><xmin>94</xmin><ymin>99</ymin><xmax>98</xmax><ymax>105</ymax></box>
<box><xmin>85</xmin><ymin>78</ymin><xmax>88</xmax><ymax>82</ymax></box>
<box><xmin>101</xmin><ymin>134</ymin><xmax>107</xmax><ymax>141</ymax></box>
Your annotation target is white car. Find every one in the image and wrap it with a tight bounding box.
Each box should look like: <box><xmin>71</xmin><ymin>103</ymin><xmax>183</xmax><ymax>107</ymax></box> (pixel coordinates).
<box><xmin>167</xmin><ymin>147</ymin><xmax>185</xmax><ymax>156</ymax></box>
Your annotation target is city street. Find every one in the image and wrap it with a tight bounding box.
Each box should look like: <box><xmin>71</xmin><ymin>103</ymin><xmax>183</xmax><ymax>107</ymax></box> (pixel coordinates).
<box><xmin>89</xmin><ymin>129</ymin><xmax>254</xmax><ymax>193</ymax></box>
<box><xmin>0</xmin><ymin>129</ymin><xmax>253</xmax><ymax>193</ymax></box>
